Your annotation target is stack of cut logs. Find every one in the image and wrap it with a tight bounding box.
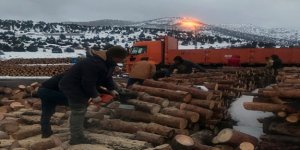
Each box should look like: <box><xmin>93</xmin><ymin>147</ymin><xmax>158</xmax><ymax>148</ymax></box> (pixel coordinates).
<box><xmin>0</xmin><ymin>68</ymin><xmax>275</xmax><ymax>150</ymax></box>
<box><xmin>0</xmin><ymin>65</ymin><xmax>71</xmax><ymax>76</ymax></box>
<box><xmin>0</xmin><ymin>58</ymin><xmax>76</xmax><ymax>76</ymax></box>
<box><xmin>0</xmin><ymin>58</ymin><xmax>79</xmax><ymax>65</ymax></box>
<box><xmin>243</xmin><ymin>67</ymin><xmax>300</xmax><ymax>150</ymax></box>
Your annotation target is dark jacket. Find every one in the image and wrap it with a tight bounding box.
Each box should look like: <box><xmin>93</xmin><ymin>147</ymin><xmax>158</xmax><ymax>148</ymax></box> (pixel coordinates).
<box><xmin>41</xmin><ymin>73</ymin><xmax>65</xmax><ymax>91</ymax></box>
<box><xmin>170</xmin><ymin>60</ymin><xmax>206</xmax><ymax>74</ymax></box>
<box><xmin>59</xmin><ymin>50</ymin><xmax>116</xmax><ymax>103</ymax></box>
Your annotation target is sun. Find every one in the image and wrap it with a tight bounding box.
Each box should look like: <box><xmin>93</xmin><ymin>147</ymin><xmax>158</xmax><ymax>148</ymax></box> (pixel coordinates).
<box><xmin>177</xmin><ymin>17</ymin><xmax>203</xmax><ymax>30</ymax></box>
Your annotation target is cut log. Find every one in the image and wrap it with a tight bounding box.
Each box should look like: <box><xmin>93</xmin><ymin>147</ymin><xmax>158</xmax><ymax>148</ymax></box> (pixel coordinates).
<box><xmin>127</xmin><ymin>99</ymin><xmax>161</xmax><ymax>114</ymax></box>
<box><xmin>0</xmin><ymin>119</ymin><xmax>19</xmax><ymax>134</ymax></box>
<box><xmin>135</xmin><ymin>131</ymin><xmax>165</xmax><ymax>145</ymax></box>
<box><xmin>144</xmin><ymin>144</ymin><xmax>172</xmax><ymax>150</ymax></box>
<box><xmin>161</xmin><ymin>107</ymin><xmax>200</xmax><ymax>123</ymax></box>
<box><xmin>152</xmin><ymin>114</ymin><xmax>188</xmax><ymax>129</ymax></box>
<box><xmin>0</xmin><ymin>131</ymin><xmax>9</xmax><ymax>139</ymax></box>
<box><xmin>237</xmin><ymin>142</ymin><xmax>254</xmax><ymax>150</ymax></box>
<box><xmin>260</xmin><ymin>89</ymin><xmax>300</xmax><ymax>99</ymax></box>
<box><xmin>66</xmin><ymin>144</ymin><xmax>112</xmax><ymax>150</ymax></box>
<box><xmin>265</xmin><ymin>121</ymin><xmax>300</xmax><ymax>137</ymax></box>
<box><xmin>190</xmin><ymin>99</ymin><xmax>215</xmax><ymax>109</ymax></box>
<box><xmin>260</xmin><ymin>134</ymin><xmax>300</xmax><ymax>145</ymax></box>
<box><xmin>99</xmin><ymin>119</ymin><xmax>175</xmax><ymax>138</ymax></box>
<box><xmin>85</xmin><ymin>111</ymin><xmax>104</xmax><ymax>120</ymax></box>
<box><xmin>143</xmin><ymin>79</ymin><xmax>213</xmax><ymax>100</ymax></box>
<box><xmin>130</xmin><ymin>84</ymin><xmax>192</xmax><ymax>102</ymax></box>
<box><xmin>10</xmin><ymin>91</ymin><xmax>27</xmax><ymax>100</ymax></box>
<box><xmin>286</xmin><ymin>113</ymin><xmax>300</xmax><ymax>123</ymax></box>
<box><xmin>3</xmin><ymin>87</ymin><xmax>12</xmax><ymax>95</ymax></box>
<box><xmin>213</xmin><ymin>128</ymin><xmax>258</xmax><ymax>146</ymax></box>
<box><xmin>214</xmin><ymin>145</ymin><xmax>234</xmax><ymax>150</ymax></box>
<box><xmin>180</xmin><ymin>103</ymin><xmax>213</xmax><ymax>120</ymax></box>
<box><xmin>138</xmin><ymin>93</ymin><xmax>169</xmax><ymax>107</ymax></box>
<box><xmin>18</xmin><ymin>85</ymin><xmax>26</xmax><ymax>90</ymax></box>
<box><xmin>0</xmin><ymin>98</ymin><xmax>15</xmax><ymax>105</ymax></box>
<box><xmin>194</xmin><ymin>143</ymin><xmax>220</xmax><ymax>150</ymax></box>
<box><xmin>0</xmin><ymin>113</ymin><xmax>4</xmax><ymax>121</ymax></box>
<box><xmin>10</xmin><ymin>102</ymin><xmax>25</xmax><ymax>110</ymax></box>
<box><xmin>168</xmin><ymin>101</ymin><xmax>181</xmax><ymax>108</ymax></box>
<box><xmin>277</xmin><ymin>111</ymin><xmax>287</xmax><ymax>118</ymax></box>
<box><xmin>243</xmin><ymin>102</ymin><xmax>296</xmax><ymax>113</ymax></box>
<box><xmin>190</xmin><ymin>130</ymin><xmax>214</xmax><ymax>145</ymax></box>
<box><xmin>87</xmin><ymin>133</ymin><xmax>151</xmax><ymax>150</ymax></box>
<box><xmin>171</xmin><ymin>134</ymin><xmax>194</xmax><ymax>150</ymax></box>
<box><xmin>12</xmin><ymin>125</ymin><xmax>41</xmax><ymax>140</ymax></box>
<box><xmin>0</xmin><ymin>106</ymin><xmax>11</xmax><ymax>114</ymax></box>
<box><xmin>30</xmin><ymin>136</ymin><xmax>62</xmax><ymax>150</ymax></box>
<box><xmin>259</xmin><ymin>141</ymin><xmax>300</xmax><ymax>150</ymax></box>
<box><xmin>113</xmin><ymin>108</ymin><xmax>153</xmax><ymax>122</ymax></box>
<box><xmin>30</xmin><ymin>82</ymin><xmax>39</xmax><ymax>88</ymax></box>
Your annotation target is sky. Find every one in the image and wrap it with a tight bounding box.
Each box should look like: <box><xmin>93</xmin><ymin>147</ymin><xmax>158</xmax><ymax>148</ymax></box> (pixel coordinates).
<box><xmin>0</xmin><ymin>0</ymin><xmax>299</xmax><ymax>29</ymax></box>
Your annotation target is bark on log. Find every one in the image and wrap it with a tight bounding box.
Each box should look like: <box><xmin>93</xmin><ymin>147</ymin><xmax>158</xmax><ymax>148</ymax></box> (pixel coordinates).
<box><xmin>259</xmin><ymin>141</ymin><xmax>300</xmax><ymax>150</ymax></box>
<box><xmin>260</xmin><ymin>134</ymin><xmax>300</xmax><ymax>145</ymax></box>
<box><xmin>190</xmin><ymin>99</ymin><xmax>215</xmax><ymax>109</ymax></box>
<box><xmin>30</xmin><ymin>136</ymin><xmax>62</xmax><ymax>150</ymax></box>
<box><xmin>135</xmin><ymin>131</ymin><xmax>165</xmax><ymax>145</ymax></box>
<box><xmin>3</xmin><ymin>87</ymin><xmax>12</xmax><ymax>95</ymax></box>
<box><xmin>113</xmin><ymin>108</ymin><xmax>153</xmax><ymax>122</ymax></box>
<box><xmin>194</xmin><ymin>143</ymin><xmax>220</xmax><ymax>150</ymax></box>
<box><xmin>138</xmin><ymin>93</ymin><xmax>169</xmax><ymax>107</ymax></box>
<box><xmin>171</xmin><ymin>134</ymin><xmax>194</xmax><ymax>150</ymax></box>
<box><xmin>85</xmin><ymin>111</ymin><xmax>104</xmax><ymax>120</ymax></box>
<box><xmin>127</xmin><ymin>99</ymin><xmax>161</xmax><ymax>114</ymax></box>
<box><xmin>143</xmin><ymin>79</ymin><xmax>213</xmax><ymax>100</ymax></box>
<box><xmin>214</xmin><ymin>145</ymin><xmax>233</xmax><ymax>150</ymax></box>
<box><xmin>190</xmin><ymin>130</ymin><xmax>214</xmax><ymax>145</ymax></box>
<box><xmin>99</xmin><ymin>119</ymin><xmax>175</xmax><ymax>138</ymax></box>
<box><xmin>12</xmin><ymin>125</ymin><xmax>41</xmax><ymax>140</ymax></box>
<box><xmin>10</xmin><ymin>102</ymin><xmax>25</xmax><ymax>110</ymax></box>
<box><xmin>87</xmin><ymin>133</ymin><xmax>152</xmax><ymax>150</ymax></box>
<box><xmin>260</xmin><ymin>89</ymin><xmax>300</xmax><ymax>99</ymax></box>
<box><xmin>144</xmin><ymin>144</ymin><xmax>172</xmax><ymax>150</ymax></box>
<box><xmin>180</xmin><ymin>103</ymin><xmax>213</xmax><ymax>120</ymax></box>
<box><xmin>152</xmin><ymin>113</ymin><xmax>188</xmax><ymax>129</ymax></box>
<box><xmin>213</xmin><ymin>128</ymin><xmax>258</xmax><ymax>146</ymax></box>
<box><xmin>265</xmin><ymin>121</ymin><xmax>300</xmax><ymax>137</ymax></box>
<box><xmin>0</xmin><ymin>131</ymin><xmax>9</xmax><ymax>139</ymax></box>
<box><xmin>243</xmin><ymin>102</ymin><xmax>296</xmax><ymax>113</ymax></box>
<box><xmin>161</xmin><ymin>107</ymin><xmax>200</xmax><ymax>123</ymax></box>
<box><xmin>0</xmin><ymin>119</ymin><xmax>19</xmax><ymax>134</ymax></box>
<box><xmin>130</xmin><ymin>84</ymin><xmax>192</xmax><ymax>102</ymax></box>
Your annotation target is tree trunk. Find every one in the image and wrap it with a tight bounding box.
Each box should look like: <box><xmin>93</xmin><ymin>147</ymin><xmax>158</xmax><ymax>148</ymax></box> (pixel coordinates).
<box><xmin>243</xmin><ymin>102</ymin><xmax>296</xmax><ymax>113</ymax></box>
<box><xmin>152</xmin><ymin>113</ymin><xmax>188</xmax><ymax>129</ymax></box>
<box><xmin>99</xmin><ymin>119</ymin><xmax>175</xmax><ymax>138</ymax></box>
<box><xmin>130</xmin><ymin>84</ymin><xmax>192</xmax><ymax>102</ymax></box>
<box><xmin>12</xmin><ymin>125</ymin><xmax>41</xmax><ymax>140</ymax></box>
<box><xmin>0</xmin><ymin>119</ymin><xmax>19</xmax><ymax>134</ymax></box>
<box><xmin>143</xmin><ymin>79</ymin><xmax>213</xmax><ymax>100</ymax></box>
<box><xmin>286</xmin><ymin>113</ymin><xmax>300</xmax><ymax>123</ymax></box>
<box><xmin>127</xmin><ymin>99</ymin><xmax>161</xmax><ymax>114</ymax></box>
<box><xmin>135</xmin><ymin>131</ymin><xmax>165</xmax><ymax>146</ymax></box>
<box><xmin>161</xmin><ymin>107</ymin><xmax>200</xmax><ymax>123</ymax></box>
<box><xmin>171</xmin><ymin>134</ymin><xmax>194</xmax><ymax>150</ymax></box>
<box><xmin>180</xmin><ymin>103</ymin><xmax>213</xmax><ymax>120</ymax></box>
<box><xmin>190</xmin><ymin>99</ymin><xmax>215</xmax><ymax>109</ymax></box>
<box><xmin>138</xmin><ymin>93</ymin><xmax>169</xmax><ymax>107</ymax></box>
<box><xmin>144</xmin><ymin>144</ymin><xmax>172</xmax><ymax>150</ymax></box>
<box><xmin>113</xmin><ymin>108</ymin><xmax>153</xmax><ymax>122</ymax></box>
<box><xmin>213</xmin><ymin>128</ymin><xmax>258</xmax><ymax>146</ymax></box>
<box><xmin>260</xmin><ymin>134</ymin><xmax>300</xmax><ymax>145</ymax></box>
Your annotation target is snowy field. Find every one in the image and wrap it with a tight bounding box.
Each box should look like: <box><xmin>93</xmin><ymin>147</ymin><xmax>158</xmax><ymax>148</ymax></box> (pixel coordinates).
<box><xmin>229</xmin><ymin>89</ymin><xmax>273</xmax><ymax>138</ymax></box>
<box><xmin>0</xmin><ymin>49</ymin><xmax>86</xmax><ymax>60</ymax></box>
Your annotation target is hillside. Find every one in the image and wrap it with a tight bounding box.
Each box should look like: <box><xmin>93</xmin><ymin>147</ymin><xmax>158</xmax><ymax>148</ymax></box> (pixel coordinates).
<box><xmin>0</xmin><ymin>18</ymin><xmax>299</xmax><ymax>59</ymax></box>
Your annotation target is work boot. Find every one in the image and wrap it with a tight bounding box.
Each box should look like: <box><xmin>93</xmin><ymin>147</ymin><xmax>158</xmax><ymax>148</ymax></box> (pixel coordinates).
<box><xmin>41</xmin><ymin>125</ymin><xmax>53</xmax><ymax>138</ymax></box>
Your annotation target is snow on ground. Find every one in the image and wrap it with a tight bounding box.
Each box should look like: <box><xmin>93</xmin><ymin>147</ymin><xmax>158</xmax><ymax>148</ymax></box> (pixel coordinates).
<box><xmin>229</xmin><ymin>90</ymin><xmax>273</xmax><ymax>138</ymax></box>
<box><xmin>0</xmin><ymin>49</ymin><xmax>86</xmax><ymax>60</ymax></box>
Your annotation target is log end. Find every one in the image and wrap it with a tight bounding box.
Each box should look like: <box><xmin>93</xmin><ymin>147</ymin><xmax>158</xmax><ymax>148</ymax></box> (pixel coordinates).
<box><xmin>215</xmin><ymin>128</ymin><xmax>233</xmax><ymax>143</ymax></box>
<box><xmin>172</xmin><ymin>134</ymin><xmax>194</xmax><ymax>150</ymax></box>
<box><xmin>239</xmin><ymin>142</ymin><xmax>254</xmax><ymax>150</ymax></box>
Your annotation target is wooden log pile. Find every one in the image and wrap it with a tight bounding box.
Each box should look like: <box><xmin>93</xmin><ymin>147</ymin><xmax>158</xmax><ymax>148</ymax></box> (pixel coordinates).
<box><xmin>0</xmin><ymin>65</ymin><xmax>71</xmax><ymax>76</ymax></box>
<box><xmin>0</xmin><ymin>58</ymin><xmax>79</xmax><ymax>65</ymax></box>
<box><xmin>243</xmin><ymin>67</ymin><xmax>300</xmax><ymax>150</ymax></box>
<box><xmin>0</xmin><ymin>67</ymin><xmax>276</xmax><ymax>149</ymax></box>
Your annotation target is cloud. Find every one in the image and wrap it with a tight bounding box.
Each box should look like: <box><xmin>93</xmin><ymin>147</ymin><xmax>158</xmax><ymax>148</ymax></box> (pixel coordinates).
<box><xmin>0</xmin><ymin>0</ymin><xmax>299</xmax><ymax>28</ymax></box>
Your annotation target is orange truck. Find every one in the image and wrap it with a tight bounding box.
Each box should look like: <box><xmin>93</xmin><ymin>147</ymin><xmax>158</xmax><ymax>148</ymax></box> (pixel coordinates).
<box><xmin>126</xmin><ymin>36</ymin><xmax>300</xmax><ymax>71</ymax></box>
